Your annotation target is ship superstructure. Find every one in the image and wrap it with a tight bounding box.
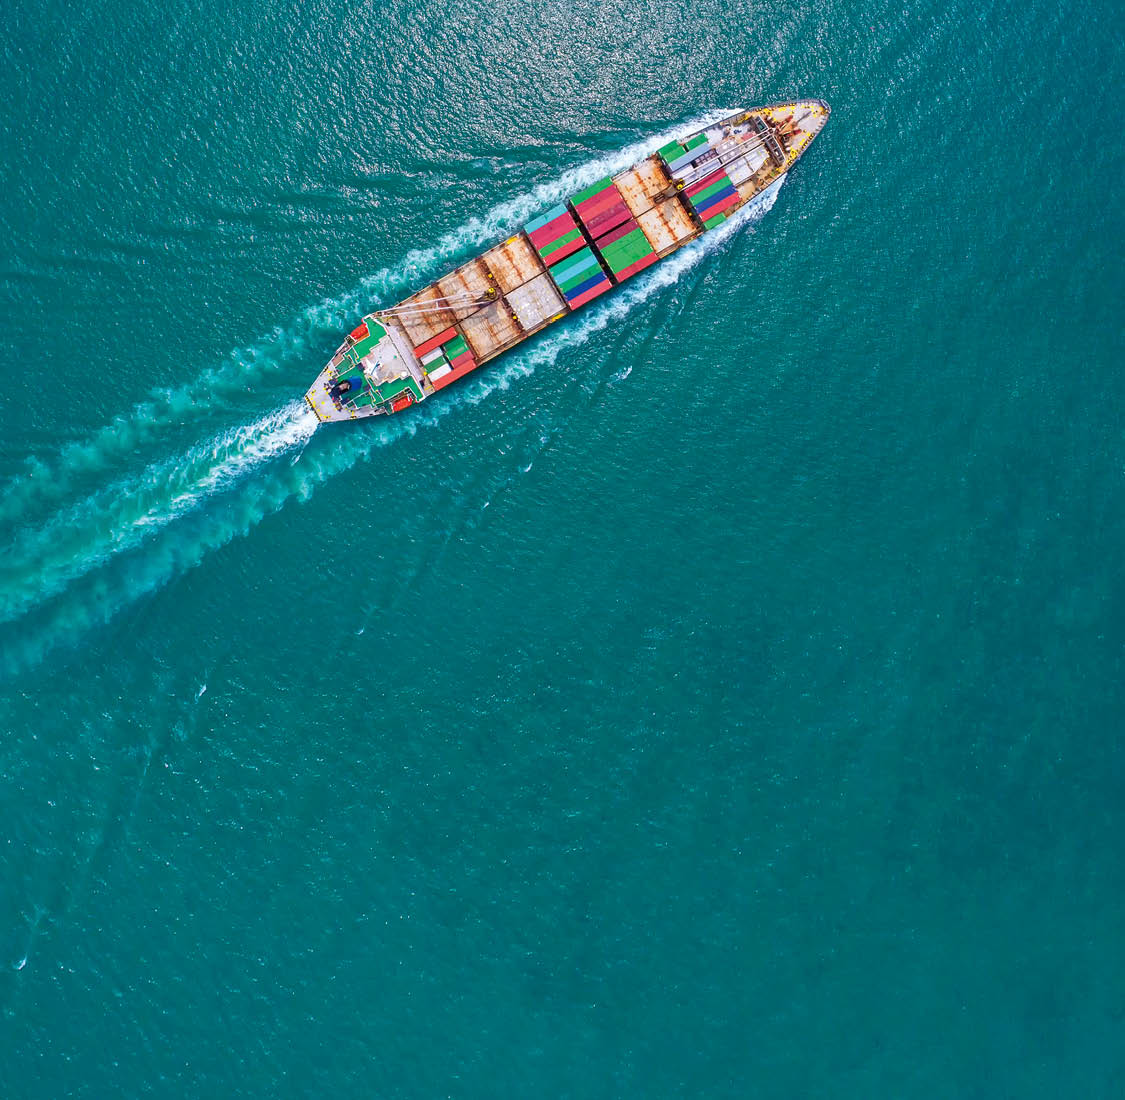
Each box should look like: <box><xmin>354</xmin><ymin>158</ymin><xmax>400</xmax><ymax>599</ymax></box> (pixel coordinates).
<box><xmin>305</xmin><ymin>102</ymin><xmax>829</xmax><ymax>422</ymax></box>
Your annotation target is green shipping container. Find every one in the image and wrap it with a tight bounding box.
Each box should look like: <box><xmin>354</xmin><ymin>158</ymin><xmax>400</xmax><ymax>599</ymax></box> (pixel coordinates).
<box><xmin>443</xmin><ymin>334</ymin><xmax>469</xmax><ymax>360</ymax></box>
<box><xmin>569</xmin><ymin>176</ymin><xmax>615</xmax><ymax>206</ymax></box>
<box><xmin>550</xmin><ymin>247</ymin><xmax>599</xmax><ymax>283</ymax></box>
<box><xmin>603</xmin><ymin>242</ymin><xmax>651</xmax><ymax>269</ymax></box>
<box><xmin>558</xmin><ymin>266</ymin><xmax>605</xmax><ymax>294</ymax></box>
<box><xmin>599</xmin><ymin>226</ymin><xmax>647</xmax><ymax>254</ymax></box>
<box><xmin>689</xmin><ymin>175</ymin><xmax>734</xmax><ymax>208</ymax></box>
<box><xmin>658</xmin><ymin>140</ymin><xmax>685</xmax><ymax>160</ymax></box>
<box><xmin>600</xmin><ymin>230</ymin><xmax>653</xmax><ymax>270</ymax></box>
<box><xmin>703</xmin><ymin>212</ymin><xmax>728</xmax><ymax>229</ymax></box>
<box><xmin>602</xmin><ymin>247</ymin><xmax>645</xmax><ymax>272</ymax></box>
<box><xmin>610</xmin><ymin>250</ymin><xmax>654</xmax><ymax>275</ymax></box>
<box><xmin>538</xmin><ymin>227</ymin><xmax>583</xmax><ymax>259</ymax></box>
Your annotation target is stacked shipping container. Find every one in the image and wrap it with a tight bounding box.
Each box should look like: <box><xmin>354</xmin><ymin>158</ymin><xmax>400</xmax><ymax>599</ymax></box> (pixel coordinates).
<box><xmin>594</xmin><ymin>219</ymin><xmax>658</xmax><ymax>282</ymax></box>
<box><xmin>660</xmin><ymin>135</ymin><xmax>742</xmax><ymax>229</ymax></box>
<box><xmin>519</xmin><ymin>139</ymin><xmax>754</xmax><ymax>322</ymax></box>
<box><xmin>545</xmin><ymin>245</ymin><xmax>612</xmax><ymax>307</ymax></box>
<box><xmin>570</xmin><ymin>177</ymin><xmax>657</xmax><ymax>284</ymax></box>
<box><xmin>524</xmin><ymin>199</ymin><xmax>612</xmax><ymax>308</ymax></box>
<box><xmin>414</xmin><ymin>326</ymin><xmax>478</xmax><ymax>392</ymax></box>
<box><xmin>682</xmin><ymin>165</ymin><xmax>741</xmax><ymax>228</ymax></box>
<box><xmin>525</xmin><ymin>205</ymin><xmax>585</xmax><ymax>267</ymax></box>
<box><xmin>659</xmin><ymin>133</ymin><xmax>710</xmax><ymax>173</ymax></box>
<box><xmin>570</xmin><ymin>177</ymin><xmax>631</xmax><ymax>237</ymax></box>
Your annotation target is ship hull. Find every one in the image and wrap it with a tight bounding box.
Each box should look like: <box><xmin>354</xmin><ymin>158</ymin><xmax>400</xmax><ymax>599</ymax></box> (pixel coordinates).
<box><xmin>305</xmin><ymin>102</ymin><xmax>829</xmax><ymax>423</ymax></box>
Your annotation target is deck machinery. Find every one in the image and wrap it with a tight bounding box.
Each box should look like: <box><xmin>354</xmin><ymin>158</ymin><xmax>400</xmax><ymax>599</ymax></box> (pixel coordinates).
<box><xmin>304</xmin><ymin>102</ymin><xmax>830</xmax><ymax>423</ymax></box>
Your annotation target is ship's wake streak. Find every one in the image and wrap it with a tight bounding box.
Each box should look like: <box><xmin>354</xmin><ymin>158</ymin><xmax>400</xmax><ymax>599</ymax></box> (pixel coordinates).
<box><xmin>0</xmin><ymin>150</ymin><xmax>782</xmax><ymax>677</ymax></box>
<box><xmin>0</xmin><ymin>403</ymin><xmax>320</xmax><ymax>624</ymax></box>
<box><xmin>0</xmin><ymin>109</ymin><xmax>740</xmax><ymax>534</ymax></box>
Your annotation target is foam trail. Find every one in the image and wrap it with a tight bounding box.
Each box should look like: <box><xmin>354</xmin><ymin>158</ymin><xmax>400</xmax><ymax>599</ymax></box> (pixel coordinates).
<box><xmin>0</xmin><ymin>109</ymin><xmax>738</xmax><ymax>529</ymax></box>
<box><xmin>1</xmin><ymin>176</ymin><xmax>784</xmax><ymax>676</ymax></box>
<box><xmin>0</xmin><ymin>403</ymin><xmax>318</xmax><ymax>623</ymax></box>
<box><xmin>0</xmin><ymin>334</ymin><xmax>317</xmax><ymax>531</ymax></box>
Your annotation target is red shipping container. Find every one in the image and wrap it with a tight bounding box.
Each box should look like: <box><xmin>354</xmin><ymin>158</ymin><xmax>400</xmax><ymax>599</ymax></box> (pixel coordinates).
<box><xmin>566</xmin><ymin>281</ymin><xmax>612</xmax><ymax>309</ymax></box>
<box><xmin>611</xmin><ymin>251</ymin><xmax>659</xmax><ymax>283</ymax></box>
<box><xmin>541</xmin><ymin>234</ymin><xmax>585</xmax><ymax>265</ymax></box>
<box><xmin>574</xmin><ymin>185</ymin><xmax>620</xmax><ymax>213</ymax></box>
<box><xmin>527</xmin><ymin>211</ymin><xmax>577</xmax><ymax>249</ymax></box>
<box><xmin>696</xmin><ymin>190</ymin><xmax>742</xmax><ymax>222</ymax></box>
<box><xmin>575</xmin><ymin>189</ymin><xmax>625</xmax><ymax>223</ymax></box>
<box><xmin>594</xmin><ymin>218</ymin><xmax>640</xmax><ymax>249</ymax></box>
<box><xmin>413</xmin><ymin>326</ymin><xmax>459</xmax><ymax>358</ymax></box>
<box><xmin>449</xmin><ymin>349</ymin><xmax>475</xmax><ymax>370</ymax></box>
<box><xmin>431</xmin><ymin>356</ymin><xmax>481</xmax><ymax>391</ymax></box>
<box><xmin>685</xmin><ymin>168</ymin><xmax>729</xmax><ymax>198</ymax></box>
<box><xmin>585</xmin><ymin>201</ymin><xmax>632</xmax><ymax>237</ymax></box>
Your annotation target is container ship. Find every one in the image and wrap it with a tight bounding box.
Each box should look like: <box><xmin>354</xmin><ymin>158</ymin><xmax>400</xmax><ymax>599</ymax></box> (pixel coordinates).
<box><xmin>304</xmin><ymin>102</ymin><xmax>829</xmax><ymax>423</ymax></box>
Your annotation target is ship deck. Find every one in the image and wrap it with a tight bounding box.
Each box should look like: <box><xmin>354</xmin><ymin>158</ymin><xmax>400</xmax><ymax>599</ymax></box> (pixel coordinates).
<box><xmin>305</xmin><ymin>100</ymin><xmax>829</xmax><ymax>421</ymax></box>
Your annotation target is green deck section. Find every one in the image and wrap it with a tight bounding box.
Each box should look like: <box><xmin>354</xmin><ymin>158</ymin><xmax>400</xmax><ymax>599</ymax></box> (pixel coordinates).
<box><xmin>346</xmin><ymin>389</ymin><xmax>377</xmax><ymax>409</ymax></box>
<box><xmin>335</xmin><ymin>318</ymin><xmax>386</xmax><ymax>361</ymax></box>
<box><xmin>369</xmin><ymin>374</ymin><xmax>423</xmax><ymax>405</ymax></box>
<box><xmin>336</xmin><ymin>356</ymin><xmax>364</xmax><ymax>381</ymax></box>
<box><xmin>329</xmin><ymin>317</ymin><xmax>422</xmax><ymax>412</ymax></box>
<box><xmin>336</xmin><ymin>370</ymin><xmax>423</xmax><ymax>413</ymax></box>
<box><xmin>351</xmin><ymin>327</ymin><xmax>385</xmax><ymax>359</ymax></box>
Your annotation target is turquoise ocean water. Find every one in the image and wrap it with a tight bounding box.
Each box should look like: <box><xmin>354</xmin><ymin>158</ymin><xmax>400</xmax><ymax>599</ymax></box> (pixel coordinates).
<box><xmin>2</xmin><ymin>0</ymin><xmax>1123</xmax><ymax>1094</ymax></box>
